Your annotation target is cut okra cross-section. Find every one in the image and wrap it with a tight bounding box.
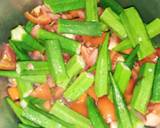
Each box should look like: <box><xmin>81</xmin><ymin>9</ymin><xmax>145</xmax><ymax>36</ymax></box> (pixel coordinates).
<box><xmin>11</xmin><ymin>25</ymin><xmax>44</xmax><ymax>52</ymax></box>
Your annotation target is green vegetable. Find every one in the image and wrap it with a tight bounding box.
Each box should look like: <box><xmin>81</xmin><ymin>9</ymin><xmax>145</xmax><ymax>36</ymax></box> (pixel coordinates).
<box><xmin>113</xmin><ymin>18</ymin><xmax>160</xmax><ymax>52</ymax></box>
<box><xmin>87</xmin><ymin>97</ymin><xmax>109</xmax><ymax>128</ymax></box>
<box><xmin>22</xmin><ymin>106</ymin><xmax>67</xmax><ymax>128</ymax></box>
<box><xmin>85</xmin><ymin>0</ymin><xmax>98</xmax><ymax>21</ymax></box>
<box><xmin>66</xmin><ymin>55</ymin><xmax>85</xmax><ymax>79</ymax></box>
<box><xmin>151</xmin><ymin>58</ymin><xmax>160</xmax><ymax>102</ymax></box>
<box><xmin>100</xmin><ymin>22</ymin><xmax>109</xmax><ymax>32</ymax></box>
<box><xmin>50</xmin><ymin>101</ymin><xmax>91</xmax><ymax>128</ymax></box>
<box><xmin>18</xmin><ymin>124</ymin><xmax>39</xmax><ymax>128</ymax></box>
<box><xmin>100</xmin><ymin>8</ymin><xmax>127</xmax><ymax>39</ymax></box>
<box><xmin>95</xmin><ymin>33</ymin><xmax>110</xmax><ymax>97</ymax></box>
<box><xmin>100</xmin><ymin>0</ymin><xmax>123</xmax><ymax>14</ymax></box>
<box><xmin>9</xmin><ymin>40</ymin><xmax>30</xmax><ymax>61</ymax></box>
<box><xmin>20</xmin><ymin>75</ymin><xmax>47</xmax><ymax>83</ymax></box>
<box><xmin>16</xmin><ymin>61</ymin><xmax>49</xmax><ymax>75</ymax></box>
<box><xmin>6</xmin><ymin>97</ymin><xmax>38</xmax><ymax>127</ymax></box>
<box><xmin>131</xmin><ymin>63</ymin><xmax>155</xmax><ymax>114</ymax></box>
<box><xmin>36</xmin><ymin>29</ymin><xmax>80</xmax><ymax>55</ymax></box>
<box><xmin>146</xmin><ymin>18</ymin><xmax>160</xmax><ymax>38</ymax></box>
<box><xmin>87</xmin><ymin>64</ymin><xmax>96</xmax><ymax>73</ymax></box>
<box><xmin>24</xmin><ymin>21</ymin><xmax>34</xmax><ymax>33</ymax></box>
<box><xmin>120</xmin><ymin>7</ymin><xmax>155</xmax><ymax>60</ymax></box>
<box><xmin>0</xmin><ymin>71</ymin><xmax>19</xmax><ymax>78</ymax></box>
<box><xmin>129</xmin><ymin>109</ymin><xmax>144</xmax><ymax>128</ymax></box>
<box><xmin>64</xmin><ymin>72</ymin><xmax>94</xmax><ymax>101</ymax></box>
<box><xmin>0</xmin><ymin>71</ymin><xmax>47</xmax><ymax>83</ymax></box>
<box><xmin>113</xmin><ymin>62</ymin><xmax>132</xmax><ymax>93</ymax></box>
<box><xmin>11</xmin><ymin>25</ymin><xmax>45</xmax><ymax>52</ymax></box>
<box><xmin>110</xmin><ymin>73</ymin><xmax>133</xmax><ymax>128</ymax></box>
<box><xmin>16</xmin><ymin>78</ymin><xmax>33</xmax><ymax>98</ymax></box>
<box><xmin>23</xmin><ymin>96</ymin><xmax>46</xmax><ymax>110</ymax></box>
<box><xmin>44</xmin><ymin>0</ymin><xmax>85</xmax><ymax>13</ymax></box>
<box><xmin>45</xmin><ymin>40</ymin><xmax>69</xmax><ymax>89</ymax></box>
<box><xmin>58</xmin><ymin>19</ymin><xmax>102</xmax><ymax>36</ymax></box>
<box><xmin>124</xmin><ymin>44</ymin><xmax>139</xmax><ymax>69</ymax></box>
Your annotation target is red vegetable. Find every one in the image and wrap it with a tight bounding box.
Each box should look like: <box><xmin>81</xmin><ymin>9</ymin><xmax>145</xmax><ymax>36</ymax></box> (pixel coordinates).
<box><xmin>25</xmin><ymin>11</ymin><xmax>51</xmax><ymax>25</ymax></box>
<box><xmin>0</xmin><ymin>44</ymin><xmax>16</xmax><ymax>70</ymax></box>
<box><xmin>97</xmin><ymin>96</ymin><xmax>116</xmax><ymax>123</ymax></box>
<box><xmin>82</xmin><ymin>33</ymin><xmax>106</xmax><ymax>47</ymax></box>
<box><xmin>31</xmin><ymin>83</ymin><xmax>52</xmax><ymax>100</ymax></box>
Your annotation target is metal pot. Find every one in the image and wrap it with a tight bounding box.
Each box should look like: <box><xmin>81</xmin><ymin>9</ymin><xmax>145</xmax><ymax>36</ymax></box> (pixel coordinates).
<box><xmin>0</xmin><ymin>0</ymin><xmax>159</xmax><ymax>127</ymax></box>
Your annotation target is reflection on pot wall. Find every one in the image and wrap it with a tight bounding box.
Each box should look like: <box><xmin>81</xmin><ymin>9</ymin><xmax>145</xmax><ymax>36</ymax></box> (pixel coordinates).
<box><xmin>0</xmin><ymin>0</ymin><xmax>42</xmax><ymax>43</ymax></box>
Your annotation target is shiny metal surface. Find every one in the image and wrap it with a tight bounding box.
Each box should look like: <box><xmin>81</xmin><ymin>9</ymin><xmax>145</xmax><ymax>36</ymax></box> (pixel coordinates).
<box><xmin>0</xmin><ymin>0</ymin><xmax>42</xmax><ymax>43</ymax></box>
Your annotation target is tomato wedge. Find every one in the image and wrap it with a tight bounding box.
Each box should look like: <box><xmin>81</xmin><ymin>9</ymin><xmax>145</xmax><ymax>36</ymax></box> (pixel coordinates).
<box><xmin>82</xmin><ymin>33</ymin><xmax>106</xmax><ymax>47</ymax></box>
<box><xmin>97</xmin><ymin>96</ymin><xmax>116</xmax><ymax>123</ymax></box>
<box><xmin>31</xmin><ymin>83</ymin><xmax>52</xmax><ymax>100</ymax></box>
<box><xmin>0</xmin><ymin>44</ymin><xmax>16</xmax><ymax>70</ymax></box>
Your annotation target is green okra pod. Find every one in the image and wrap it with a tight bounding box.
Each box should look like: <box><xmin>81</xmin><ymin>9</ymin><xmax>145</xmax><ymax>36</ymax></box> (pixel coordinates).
<box><xmin>16</xmin><ymin>61</ymin><xmax>49</xmax><ymax>76</ymax></box>
<box><xmin>100</xmin><ymin>8</ymin><xmax>127</xmax><ymax>39</ymax></box>
<box><xmin>9</xmin><ymin>40</ymin><xmax>30</xmax><ymax>61</ymax></box>
<box><xmin>0</xmin><ymin>70</ymin><xmax>47</xmax><ymax>83</ymax></box>
<box><xmin>36</xmin><ymin>29</ymin><xmax>81</xmax><ymax>55</ymax></box>
<box><xmin>50</xmin><ymin>101</ymin><xmax>91</xmax><ymax>128</ymax></box>
<box><xmin>112</xmin><ymin>45</ymin><xmax>139</xmax><ymax>94</ymax></box>
<box><xmin>45</xmin><ymin>40</ymin><xmax>69</xmax><ymax>89</ymax></box>
<box><xmin>85</xmin><ymin>0</ymin><xmax>98</xmax><ymax>22</ymax></box>
<box><xmin>100</xmin><ymin>0</ymin><xmax>123</xmax><ymax>14</ymax></box>
<box><xmin>113</xmin><ymin>62</ymin><xmax>132</xmax><ymax>94</ymax></box>
<box><xmin>129</xmin><ymin>109</ymin><xmax>144</xmax><ymax>128</ymax></box>
<box><xmin>22</xmin><ymin>106</ymin><xmax>67</xmax><ymax>128</ymax></box>
<box><xmin>146</xmin><ymin>18</ymin><xmax>160</xmax><ymax>38</ymax></box>
<box><xmin>11</xmin><ymin>25</ymin><xmax>45</xmax><ymax>52</ymax></box>
<box><xmin>20</xmin><ymin>75</ymin><xmax>47</xmax><ymax>83</ymax></box>
<box><xmin>18</xmin><ymin>124</ymin><xmax>40</xmax><ymax>128</ymax></box>
<box><xmin>87</xmin><ymin>96</ymin><xmax>109</xmax><ymax>128</ymax></box>
<box><xmin>58</xmin><ymin>19</ymin><xmax>102</xmax><ymax>36</ymax></box>
<box><xmin>120</xmin><ymin>7</ymin><xmax>155</xmax><ymax>60</ymax></box>
<box><xmin>66</xmin><ymin>55</ymin><xmax>85</xmax><ymax>79</ymax></box>
<box><xmin>113</xmin><ymin>18</ymin><xmax>160</xmax><ymax>52</ymax></box>
<box><xmin>131</xmin><ymin>63</ymin><xmax>155</xmax><ymax>114</ymax></box>
<box><xmin>0</xmin><ymin>71</ymin><xmax>19</xmax><ymax>78</ymax></box>
<box><xmin>6</xmin><ymin>97</ymin><xmax>39</xmax><ymax>127</ymax></box>
<box><xmin>95</xmin><ymin>33</ymin><xmax>110</xmax><ymax>97</ymax></box>
<box><xmin>64</xmin><ymin>72</ymin><xmax>94</xmax><ymax>101</ymax></box>
<box><xmin>124</xmin><ymin>44</ymin><xmax>139</xmax><ymax>69</ymax></box>
<box><xmin>44</xmin><ymin>0</ymin><xmax>85</xmax><ymax>13</ymax></box>
<box><xmin>24</xmin><ymin>21</ymin><xmax>34</xmax><ymax>33</ymax></box>
<box><xmin>151</xmin><ymin>58</ymin><xmax>160</xmax><ymax>103</ymax></box>
<box><xmin>110</xmin><ymin>73</ymin><xmax>133</xmax><ymax>128</ymax></box>
<box><xmin>16</xmin><ymin>78</ymin><xmax>33</xmax><ymax>98</ymax></box>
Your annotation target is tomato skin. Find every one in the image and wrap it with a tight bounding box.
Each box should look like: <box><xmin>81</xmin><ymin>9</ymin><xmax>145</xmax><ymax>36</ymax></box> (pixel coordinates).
<box><xmin>82</xmin><ymin>33</ymin><xmax>106</xmax><ymax>47</ymax></box>
<box><xmin>87</xmin><ymin>86</ymin><xmax>98</xmax><ymax>102</ymax></box>
<box><xmin>8</xmin><ymin>87</ymin><xmax>20</xmax><ymax>101</ymax></box>
<box><xmin>0</xmin><ymin>44</ymin><xmax>16</xmax><ymax>70</ymax></box>
<box><xmin>138</xmin><ymin>52</ymin><xmax>158</xmax><ymax>66</ymax></box>
<box><xmin>97</xmin><ymin>96</ymin><xmax>116</xmax><ymax>123</ymax></box>
<box><xmin>156</xmin><ymin>48</ymin><xmax>160</xmax><ymax>57</ymax></box>
<box><xmin>68</xmin><ymin>93</ymin><xmax>88</xmax><ymax>117</ymax></box>
<box><xmin>31</xmin><ymin>83</ymin><xmax>52</xmax><ymax>100</ymax></box>
<box><xmin>110</xmin><ymin>51</ymin><xmax>124</xmax><ymax>70</ymax></box>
